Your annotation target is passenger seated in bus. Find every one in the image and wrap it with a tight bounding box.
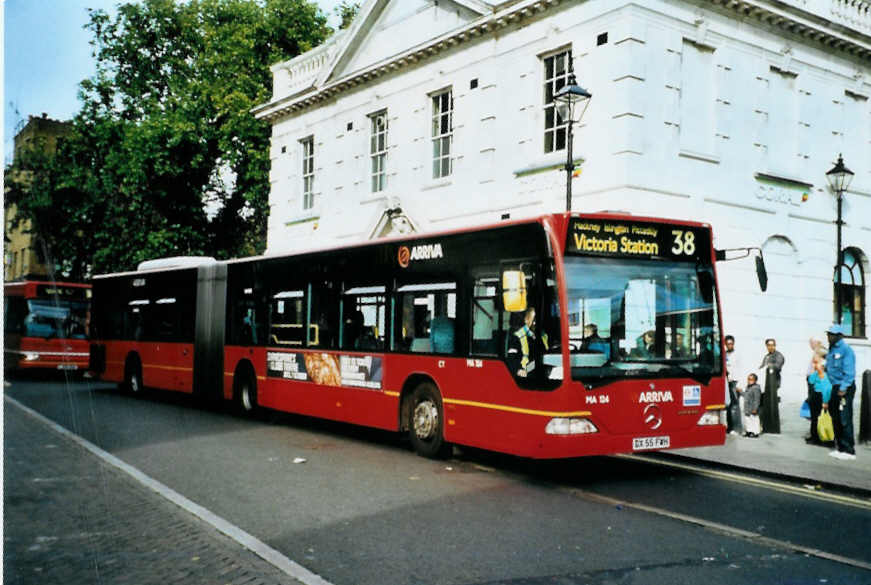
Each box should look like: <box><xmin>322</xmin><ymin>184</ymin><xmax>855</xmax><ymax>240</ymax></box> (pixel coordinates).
<box><xmin>580</xmin><ymin>323</ymin><xmax>610</xmax><ymax>359</ymax></box>
<box><xmin>670</xmin><ymin>332</ymin><xmax>688</xmax><ymax>358</ymax></box>
<box><xmin>357</xmin><ymin>325</ymin><xmax>380</xmax><ymax>350</ymax></box>
<box><xmin>630</xmin><ymin>330</ymin><xmax>656</xmax><ymax>359</ymax></box>
<box><xmin>430</xmin><ymin>316</ymin><xmax>455</xmax><ymax>354</ymax></box>
<box><xmin>312</xmin><ymin>312</ymin><xmax>335</xmax><ymax>348</ymax></box>
<box><xmin>241</xmin><ymin>309</ymin><xmax>258</xmax><ymax>344</ymax></box>
<box><xmin>344</xmin><ymin>310</ymin><xmax>365</xmax><ymax>349</ymax></box>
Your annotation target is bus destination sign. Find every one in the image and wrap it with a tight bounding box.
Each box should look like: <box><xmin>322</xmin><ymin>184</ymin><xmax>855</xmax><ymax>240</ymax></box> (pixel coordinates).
<box><xmin>567</xmin><ymin>218</ymin><xmax>709</xmax><ymax>261</ymax></box>
<box><xmin>36</xmin><ymin>285</ymin><xmax>91</xmax><ymax>300</ymax></box>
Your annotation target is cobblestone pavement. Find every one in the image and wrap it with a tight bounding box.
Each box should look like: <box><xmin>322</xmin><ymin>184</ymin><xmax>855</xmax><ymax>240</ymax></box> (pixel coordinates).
<box><xmin>3</xmin><ymin>404</ymin><xmax>303</xmax><ymax>585</ymax></box>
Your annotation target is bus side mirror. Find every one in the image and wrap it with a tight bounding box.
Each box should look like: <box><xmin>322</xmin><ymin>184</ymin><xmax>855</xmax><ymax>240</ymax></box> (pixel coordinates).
<box><xmin>714</xmin><ymin>247</ymin><xmax>767</xmax><ymax>293</ymax></box>
<box><xmin>502</xmin><ymin>270</ymin><xmax>527</xmax><ymax>312</ymax></box>
<box><xmin>755</xmin><ymin>254</ymin><xmax>768</xmax><ymax>292</ymax></box>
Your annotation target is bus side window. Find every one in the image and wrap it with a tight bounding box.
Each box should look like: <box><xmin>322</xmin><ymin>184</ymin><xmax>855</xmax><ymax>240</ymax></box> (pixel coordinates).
<box><xmin>153</xmin><ymin>297</ymin><xmax>180</xmax><ymax>341</ymax></box>
<box><xmin>395</xmin><ymin>281</ymin><xmax>456</xmax><ymax>354</ymax></box>
<box><xmin>308</xmin><ymin>281</ymin><xmax>339</xmax><ymax>349</ymax></box>
<box><xmin>229</xmin><ymin>283</ymin><xmax>264</xmax><ymax>346</ymax></box>
<box><xmin>341</xmin><ymin>285</ymin><xmax>386</xmax><ymax>351</ymax></box>
<box><xmin>270</xmin><ymin>289</ymin><xmax>305</xmax><ymax>346</ymax></box>
<box><xmin>471</xmin><ymin>277</ymin><xmax>498</xmax><ymax>356</ymax></box>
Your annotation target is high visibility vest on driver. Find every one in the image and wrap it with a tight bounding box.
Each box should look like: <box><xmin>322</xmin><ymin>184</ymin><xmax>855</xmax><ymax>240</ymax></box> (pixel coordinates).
<box><xmin>514</xmin><ymin>327</ymin><xmax>548</xmax><ymax>374</ymax></box>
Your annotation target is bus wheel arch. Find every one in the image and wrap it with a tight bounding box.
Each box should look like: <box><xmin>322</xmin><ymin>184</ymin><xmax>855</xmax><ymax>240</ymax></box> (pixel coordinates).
<box><xmin>123</xmin><ymin>353</ymin><xmax>143</xmax><ymax>394</ymax></box>
<box><xmin>401</xmin><ymin>375</ymin><xmax>451</xmax><ymax>459</ymax></box>
<box><xmin>233</xmin><ymin>360</ymin><xmax>258</xmax><ymax>415</ymax></box>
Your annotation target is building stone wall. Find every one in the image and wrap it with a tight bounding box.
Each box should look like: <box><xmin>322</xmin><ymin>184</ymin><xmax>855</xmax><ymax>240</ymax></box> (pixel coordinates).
<box><xmin>255</xmin><ymin>0</ymin><xmax>871</xmax><ymax>414</ymax></box>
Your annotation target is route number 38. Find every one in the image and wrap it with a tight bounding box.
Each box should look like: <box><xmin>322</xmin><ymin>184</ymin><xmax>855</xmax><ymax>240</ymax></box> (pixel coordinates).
<box><xmin>671</xmin><ymin>230</ymin><xmax>696</xmax><ymax>256</ymax></box>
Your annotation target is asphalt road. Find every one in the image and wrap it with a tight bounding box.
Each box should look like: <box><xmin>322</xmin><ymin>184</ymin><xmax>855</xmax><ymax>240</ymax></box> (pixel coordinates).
<box><xmin>5</xmin><ymin>375</ymin><xmax>870</xmax><ymax>585</ymax></box>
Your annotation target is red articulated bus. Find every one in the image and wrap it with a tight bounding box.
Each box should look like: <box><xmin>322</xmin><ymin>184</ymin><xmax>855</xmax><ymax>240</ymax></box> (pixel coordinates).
<box><xmin>89</xmin><ymin>212</ymin><xmax>753</xmax><ymax>459</ymax></box>
<box><xmin>4</xmin><ymin>281</ymin><xmax>91</xmax><ymax>373</ymax></box>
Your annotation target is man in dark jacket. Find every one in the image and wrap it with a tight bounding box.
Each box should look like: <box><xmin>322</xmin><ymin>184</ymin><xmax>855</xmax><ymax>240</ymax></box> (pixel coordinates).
<box><xmin>759</xmin><ymin>338</ymin><xmax>784</xmax><ymax>433</ymax></box>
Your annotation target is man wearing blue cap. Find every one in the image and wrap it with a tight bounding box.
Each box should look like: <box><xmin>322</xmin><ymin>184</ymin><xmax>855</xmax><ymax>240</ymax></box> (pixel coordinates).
<box><xmin>825</xmin><ymin>324</ymin><xmax>857</xmax><ymax>460</ymax></box>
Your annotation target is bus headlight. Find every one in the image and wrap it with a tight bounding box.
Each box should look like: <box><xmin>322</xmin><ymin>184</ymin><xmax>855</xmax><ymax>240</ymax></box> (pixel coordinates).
<box><xmin>23</xmin><ymin>352</ymin><xmax>40</xmax><ymax>361</ymax></box>
<box><xmin>697</xmin><ymin>410</ymin><xmax>725</xmax><ymax>426</ymax></box>
<box><xmin>546</xmin><ymin>418</ymin><xmax>598</xmax><ymax>435</ymax></box>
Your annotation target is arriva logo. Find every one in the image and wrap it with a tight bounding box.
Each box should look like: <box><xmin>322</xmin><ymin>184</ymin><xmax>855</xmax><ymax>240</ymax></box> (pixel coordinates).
<box><xmin>639</xmin><ymin>390</ymin><xmax>674</xmax><ymax>403</ymax></box>
<box><xmin>398</xmin><ymin>243</ymin><xmax>444</xmax><ymax>268</ymax></box>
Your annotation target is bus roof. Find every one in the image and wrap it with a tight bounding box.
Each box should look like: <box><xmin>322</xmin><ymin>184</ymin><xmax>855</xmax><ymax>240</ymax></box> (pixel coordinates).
<box><xmin>223</xmin><ymin>211</ymin><xmax>711</xmax><ymax>266</ymax></box>
<box><xmin>92</xmin><ymin>211</ymin><xmax>713</xmax><ymax>276</ymax></box>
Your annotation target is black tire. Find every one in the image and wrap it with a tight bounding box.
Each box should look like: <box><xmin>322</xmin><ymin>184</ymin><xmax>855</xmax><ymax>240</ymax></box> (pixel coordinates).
<box><xmin>408</xmin><ymin>382</ymin><xmax>451</xmax><ymax>459</ymax></box>
<box><xmin>234</xmin><ymin>368</ymin><xmax>258</xmax><ymax>415</ymax></box>
<box><xmin>124</xmin><ymin>357</ymin><xmax>144</xmax><ymax>395</ymax></box>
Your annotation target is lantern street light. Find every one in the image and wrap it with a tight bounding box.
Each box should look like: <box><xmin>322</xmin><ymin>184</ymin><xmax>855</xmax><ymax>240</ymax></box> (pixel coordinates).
<box><xmin>825</xmin><ymin>154</ymin><xmax>854</xmax><ymax>325</ymax></box>
<box><xmin>553</xmin><ymin>72</ymin><xmax>592</xmax><ymax>212</ymax></box>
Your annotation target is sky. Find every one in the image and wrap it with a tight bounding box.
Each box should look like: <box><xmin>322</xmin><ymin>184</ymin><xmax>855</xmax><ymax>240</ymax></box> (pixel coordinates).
<box><xmin>3</xmin><ymin>0</ymin><xmax>344</xmax><ymax>164</ymax></box>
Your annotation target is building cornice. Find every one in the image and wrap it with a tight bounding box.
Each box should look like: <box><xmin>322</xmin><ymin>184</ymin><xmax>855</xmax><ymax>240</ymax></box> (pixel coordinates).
<box><xmin>707</xmin><ymin>0</ymin><xmax>871</xmax><ymax>55</ymax></box>
<box><xmin>252</xmin><ymin>0</ymin><xmax>564</xmax><ymax>121</ymax></box>
<box><xmin>252</xmin><ymin>0</ymin><xmax>871</xmax><ymax>122</ymax></box>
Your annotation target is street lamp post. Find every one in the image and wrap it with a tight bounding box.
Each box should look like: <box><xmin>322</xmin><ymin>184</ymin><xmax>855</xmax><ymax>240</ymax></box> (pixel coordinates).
<box><xmin>553</xmin><ymin>73</ymin><xmax>591</xmax><ymax>212</ymax></box>
<box><xmin>825</xmin><ymin>154</ymin><xmax>854</xmax><ymax>325</ymax></box>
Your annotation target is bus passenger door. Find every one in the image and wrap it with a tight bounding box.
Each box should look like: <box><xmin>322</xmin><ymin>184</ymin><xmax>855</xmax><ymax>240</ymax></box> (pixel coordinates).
<box><xmin>153</xmin><ymin>297</ymin><xmax>190</xmax><ymax>392</ymax></box>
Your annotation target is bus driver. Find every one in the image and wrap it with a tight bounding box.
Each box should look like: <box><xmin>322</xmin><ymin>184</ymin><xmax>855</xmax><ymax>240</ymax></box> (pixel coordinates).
<box><xmin>508</xmin><ymin>307</ymin><xmax>549</xmax><ymax>377</ymax></box>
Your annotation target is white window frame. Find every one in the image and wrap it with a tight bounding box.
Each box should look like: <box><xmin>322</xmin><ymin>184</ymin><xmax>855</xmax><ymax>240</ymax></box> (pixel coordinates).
<box><xmin>542</xmin><ymin>48</ymin><xmax>572</xmax><ymax>154</ymax></box>
<box><xmin>431</xmin><ymin>88</ymin><xmax>453</xmax><ymax>179</ymax></box>
<box><xmin>300</xmin><ymin>136</ymin><xmax>315</xmax><ymax>210</ymax></box>
<box><xmin>369</xmin><ymin>110</ymin><xmax>388</xmax><ymax>192</ymax></box>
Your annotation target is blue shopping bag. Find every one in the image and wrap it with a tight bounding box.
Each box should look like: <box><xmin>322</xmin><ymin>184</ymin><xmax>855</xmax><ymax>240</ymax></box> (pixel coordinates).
<box><xmin>799</xmin><ymin>400</ymin><xmax>811</xmax><ymax>420</ymax></box>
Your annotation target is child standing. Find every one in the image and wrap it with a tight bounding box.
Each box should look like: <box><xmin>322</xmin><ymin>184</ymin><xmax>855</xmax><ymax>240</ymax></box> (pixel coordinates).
<box><xmin>742</xmin><ymin>373</ymin><xmax>762</xmax><ymax>437</ymax></box>
<box><xmin>807</xmin><ymin>360</ymin><xmax>832</xmax><ymax>443</ymax></box>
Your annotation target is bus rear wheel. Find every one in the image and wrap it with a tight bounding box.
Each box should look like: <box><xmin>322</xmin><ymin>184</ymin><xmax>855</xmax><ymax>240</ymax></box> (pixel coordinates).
<box><xmin>235</xmin><ymin>370</ymin><xmax>258</xmax><ymax>415</ymax></box>
<box><xmin>124</xmin><ymin>357</ymin><xmax>143</xmax><ymax>395</ymax></box>
<box><xmin>408</xmin><ymin>382</ymin><xmax>451</xmax><ymax>459</ymax></box>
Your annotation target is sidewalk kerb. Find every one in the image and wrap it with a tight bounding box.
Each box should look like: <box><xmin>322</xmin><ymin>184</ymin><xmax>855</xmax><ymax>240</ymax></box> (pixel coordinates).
<box><xmin>652</xmin><ymin>450</ymin><xmax>871</xmax><ymax>499</ymax></box>
<box><xmin>4</xmin><ymin>394</ymin><xmax>336</xmax><ymax>585</ymax></box>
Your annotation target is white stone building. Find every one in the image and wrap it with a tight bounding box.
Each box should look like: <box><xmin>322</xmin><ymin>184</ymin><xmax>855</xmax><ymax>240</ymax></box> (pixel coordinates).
<box><xmin>254</xmin><ymin>0</ymin><xmax>871</xmax><ymax>418</ymax></box>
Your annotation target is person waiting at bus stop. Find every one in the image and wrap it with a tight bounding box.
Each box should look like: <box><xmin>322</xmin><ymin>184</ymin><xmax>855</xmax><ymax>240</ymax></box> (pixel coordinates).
<box><xmin>508</xmin><ymin>307</ymin><xmax>548</xmax><ymax>378</ymax></box>
<box><xmin>825</xmin><ymin>323</ymin><xmax>857</xmax><ymax>460</ymax></box>
<box><xmin>758</xmin><ymin>338</ymin><xmax>784</xmax><ymax>434</ymax></box>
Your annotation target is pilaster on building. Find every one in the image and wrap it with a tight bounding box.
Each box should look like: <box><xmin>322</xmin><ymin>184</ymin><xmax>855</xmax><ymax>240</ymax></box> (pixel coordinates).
<box><xmin>254</xmin><ymin>0</ymin><xmax>871</xmax><ymax>408</ymax></box>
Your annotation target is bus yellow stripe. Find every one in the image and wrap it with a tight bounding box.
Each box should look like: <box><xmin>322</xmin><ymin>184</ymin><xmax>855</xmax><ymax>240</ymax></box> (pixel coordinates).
<box><xmin>443</xmin><ymin>398</ymin><xmax>591</xmax><ymax>418</ymax></box>
<box><xmin>106</xmin><ymin>360</ymin><xmax>191</xmax><ymax>373</ymax></box>
<box><xmin>142</xmin><ymin>364</ymin><xmax>192</xmax><ymax>372</ymax></box>
<box><xmin>706</xmin><ymin>404</ymin><xmax>726</xmax><ymax>410</ymax></box>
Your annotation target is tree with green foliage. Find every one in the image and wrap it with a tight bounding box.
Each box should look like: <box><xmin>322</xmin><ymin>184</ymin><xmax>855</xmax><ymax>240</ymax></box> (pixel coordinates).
<box><xmin>336</xmin><ymin>1</ymin><xmax>360</xmax><ymax>29</ymax></box>
<box><xmin>5</xmin><ymin>0</ymin><xmax>331</xmax><ymax>278</ymax></box>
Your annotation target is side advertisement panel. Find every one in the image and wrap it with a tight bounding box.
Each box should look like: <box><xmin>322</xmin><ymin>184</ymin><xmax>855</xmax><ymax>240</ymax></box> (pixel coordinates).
<box><xmin>266</xmin><ymin>351</ymin><xmax>383</xmax><ymax>390</ymax></box>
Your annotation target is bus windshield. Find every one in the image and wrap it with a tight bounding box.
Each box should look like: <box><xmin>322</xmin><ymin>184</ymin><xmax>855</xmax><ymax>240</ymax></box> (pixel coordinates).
<box><xmin>24</xmin><ymin>299</ymin><xmax>89</xmax><ymax>339</ymax></box>
<box><xmin>564</xmin><ymin>256</ymin><xmax>720</xmax><ymax>383</ymax></box>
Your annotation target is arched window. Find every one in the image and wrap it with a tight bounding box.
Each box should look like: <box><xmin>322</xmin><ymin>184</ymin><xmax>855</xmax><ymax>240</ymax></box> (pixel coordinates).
<box><xmin>834</xmin><ymin>248</ymin><xmax>866</xmax><ymax>338</ymax></box>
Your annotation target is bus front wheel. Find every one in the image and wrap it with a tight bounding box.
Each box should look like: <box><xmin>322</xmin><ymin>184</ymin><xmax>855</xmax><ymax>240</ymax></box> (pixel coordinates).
<box><xmin>409</xmin><ymin>382</ymin><xmax>451</xmax><ymax>459</ymax></box>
